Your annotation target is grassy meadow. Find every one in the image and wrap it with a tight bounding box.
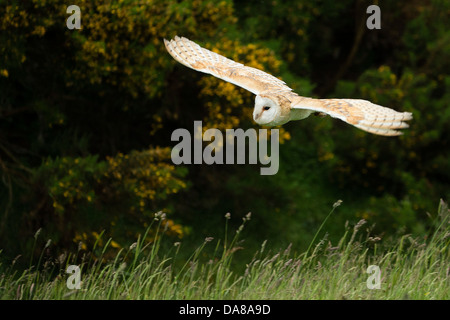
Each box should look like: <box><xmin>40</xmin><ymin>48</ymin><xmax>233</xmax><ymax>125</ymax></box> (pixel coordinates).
<box><xmin>1</xmin><ymin>200</ymin><xmax>448</xmax><ymax>300</ymax></box>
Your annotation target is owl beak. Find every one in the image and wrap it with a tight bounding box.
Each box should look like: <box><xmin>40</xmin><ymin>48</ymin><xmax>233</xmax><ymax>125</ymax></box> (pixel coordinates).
<box><xmin>253</xmin><ymin>112</ymin><xmax>262</xmax><ymax>121</ymax></box>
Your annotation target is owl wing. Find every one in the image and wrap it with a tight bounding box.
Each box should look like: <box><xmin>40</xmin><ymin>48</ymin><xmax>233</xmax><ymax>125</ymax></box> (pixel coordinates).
<box><xmin>291</xmin><ymin>96</ymin><xmax>413</xmax><ymax>136</ymax></box>
<box><xmin>164</xmin><ymin>36</ymin><xmax>292</xmax><ymax>95</ymax></box>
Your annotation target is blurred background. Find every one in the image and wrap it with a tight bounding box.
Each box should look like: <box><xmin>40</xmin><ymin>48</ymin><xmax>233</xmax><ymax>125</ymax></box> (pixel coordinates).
<box><xmin>0</xmin><ymin>0</ymin><xmax>449</xmax><ymax>264</ymax></box>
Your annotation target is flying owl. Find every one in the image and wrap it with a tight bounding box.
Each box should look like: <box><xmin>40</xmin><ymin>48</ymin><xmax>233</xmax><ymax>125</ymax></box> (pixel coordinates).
<box><xmin>164</xmin><ymin>36</ymin><xmax>412</xmax><ymax>136</ymax></box>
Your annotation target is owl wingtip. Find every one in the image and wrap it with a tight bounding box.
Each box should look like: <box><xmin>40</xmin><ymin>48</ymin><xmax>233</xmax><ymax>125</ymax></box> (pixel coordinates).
<box><xmin>403</xmin><ymin>112</ymin><xmax>413</xmax><ymax>121</ymax></box>
<box><xmin>380</xmin><ymin>130</ymin><xmax>403</xmax><ymax>137</ymax></box>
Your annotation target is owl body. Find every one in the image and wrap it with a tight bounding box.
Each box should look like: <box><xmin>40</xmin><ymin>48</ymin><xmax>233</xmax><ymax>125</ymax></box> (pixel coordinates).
<box><xmin>164</xmin><ymin>36</ymin><xmax>412</xmax><ymax>136</ymax></box>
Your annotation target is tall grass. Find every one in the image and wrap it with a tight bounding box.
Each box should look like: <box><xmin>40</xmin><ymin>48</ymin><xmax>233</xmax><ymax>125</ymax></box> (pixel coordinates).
<box><xmin>0</xmin><ymin>200</ymin><xmax>448</xmax><ymax>300</ymax></box>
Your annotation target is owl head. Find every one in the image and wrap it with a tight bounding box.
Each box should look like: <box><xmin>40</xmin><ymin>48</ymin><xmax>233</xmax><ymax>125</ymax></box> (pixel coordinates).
<box><xmin>253</xmin><ymin>95</ymin><xmax>282</xmax><ymax>126</ymax></box>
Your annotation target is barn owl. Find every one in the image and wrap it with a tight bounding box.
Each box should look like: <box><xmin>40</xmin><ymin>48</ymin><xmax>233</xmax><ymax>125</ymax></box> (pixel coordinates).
<box><xmin>164</xmin><ymin>36</ymin><xmax>412</xmax><ymax>136</ymax></box>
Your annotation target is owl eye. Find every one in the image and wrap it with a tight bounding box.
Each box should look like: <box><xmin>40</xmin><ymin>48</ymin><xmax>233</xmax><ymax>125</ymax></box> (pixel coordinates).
<box><xmin>263</xmin><ymin>106</ymin><xmax>271</xmax><ymax>111</ymax></box>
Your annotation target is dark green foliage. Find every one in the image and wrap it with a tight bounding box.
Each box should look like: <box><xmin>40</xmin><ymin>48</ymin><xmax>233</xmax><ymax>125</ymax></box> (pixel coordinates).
<box><xmin>0</xmin><ymin>0</ymin><xmax>449</xmax><ymax>261</ymax></box>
